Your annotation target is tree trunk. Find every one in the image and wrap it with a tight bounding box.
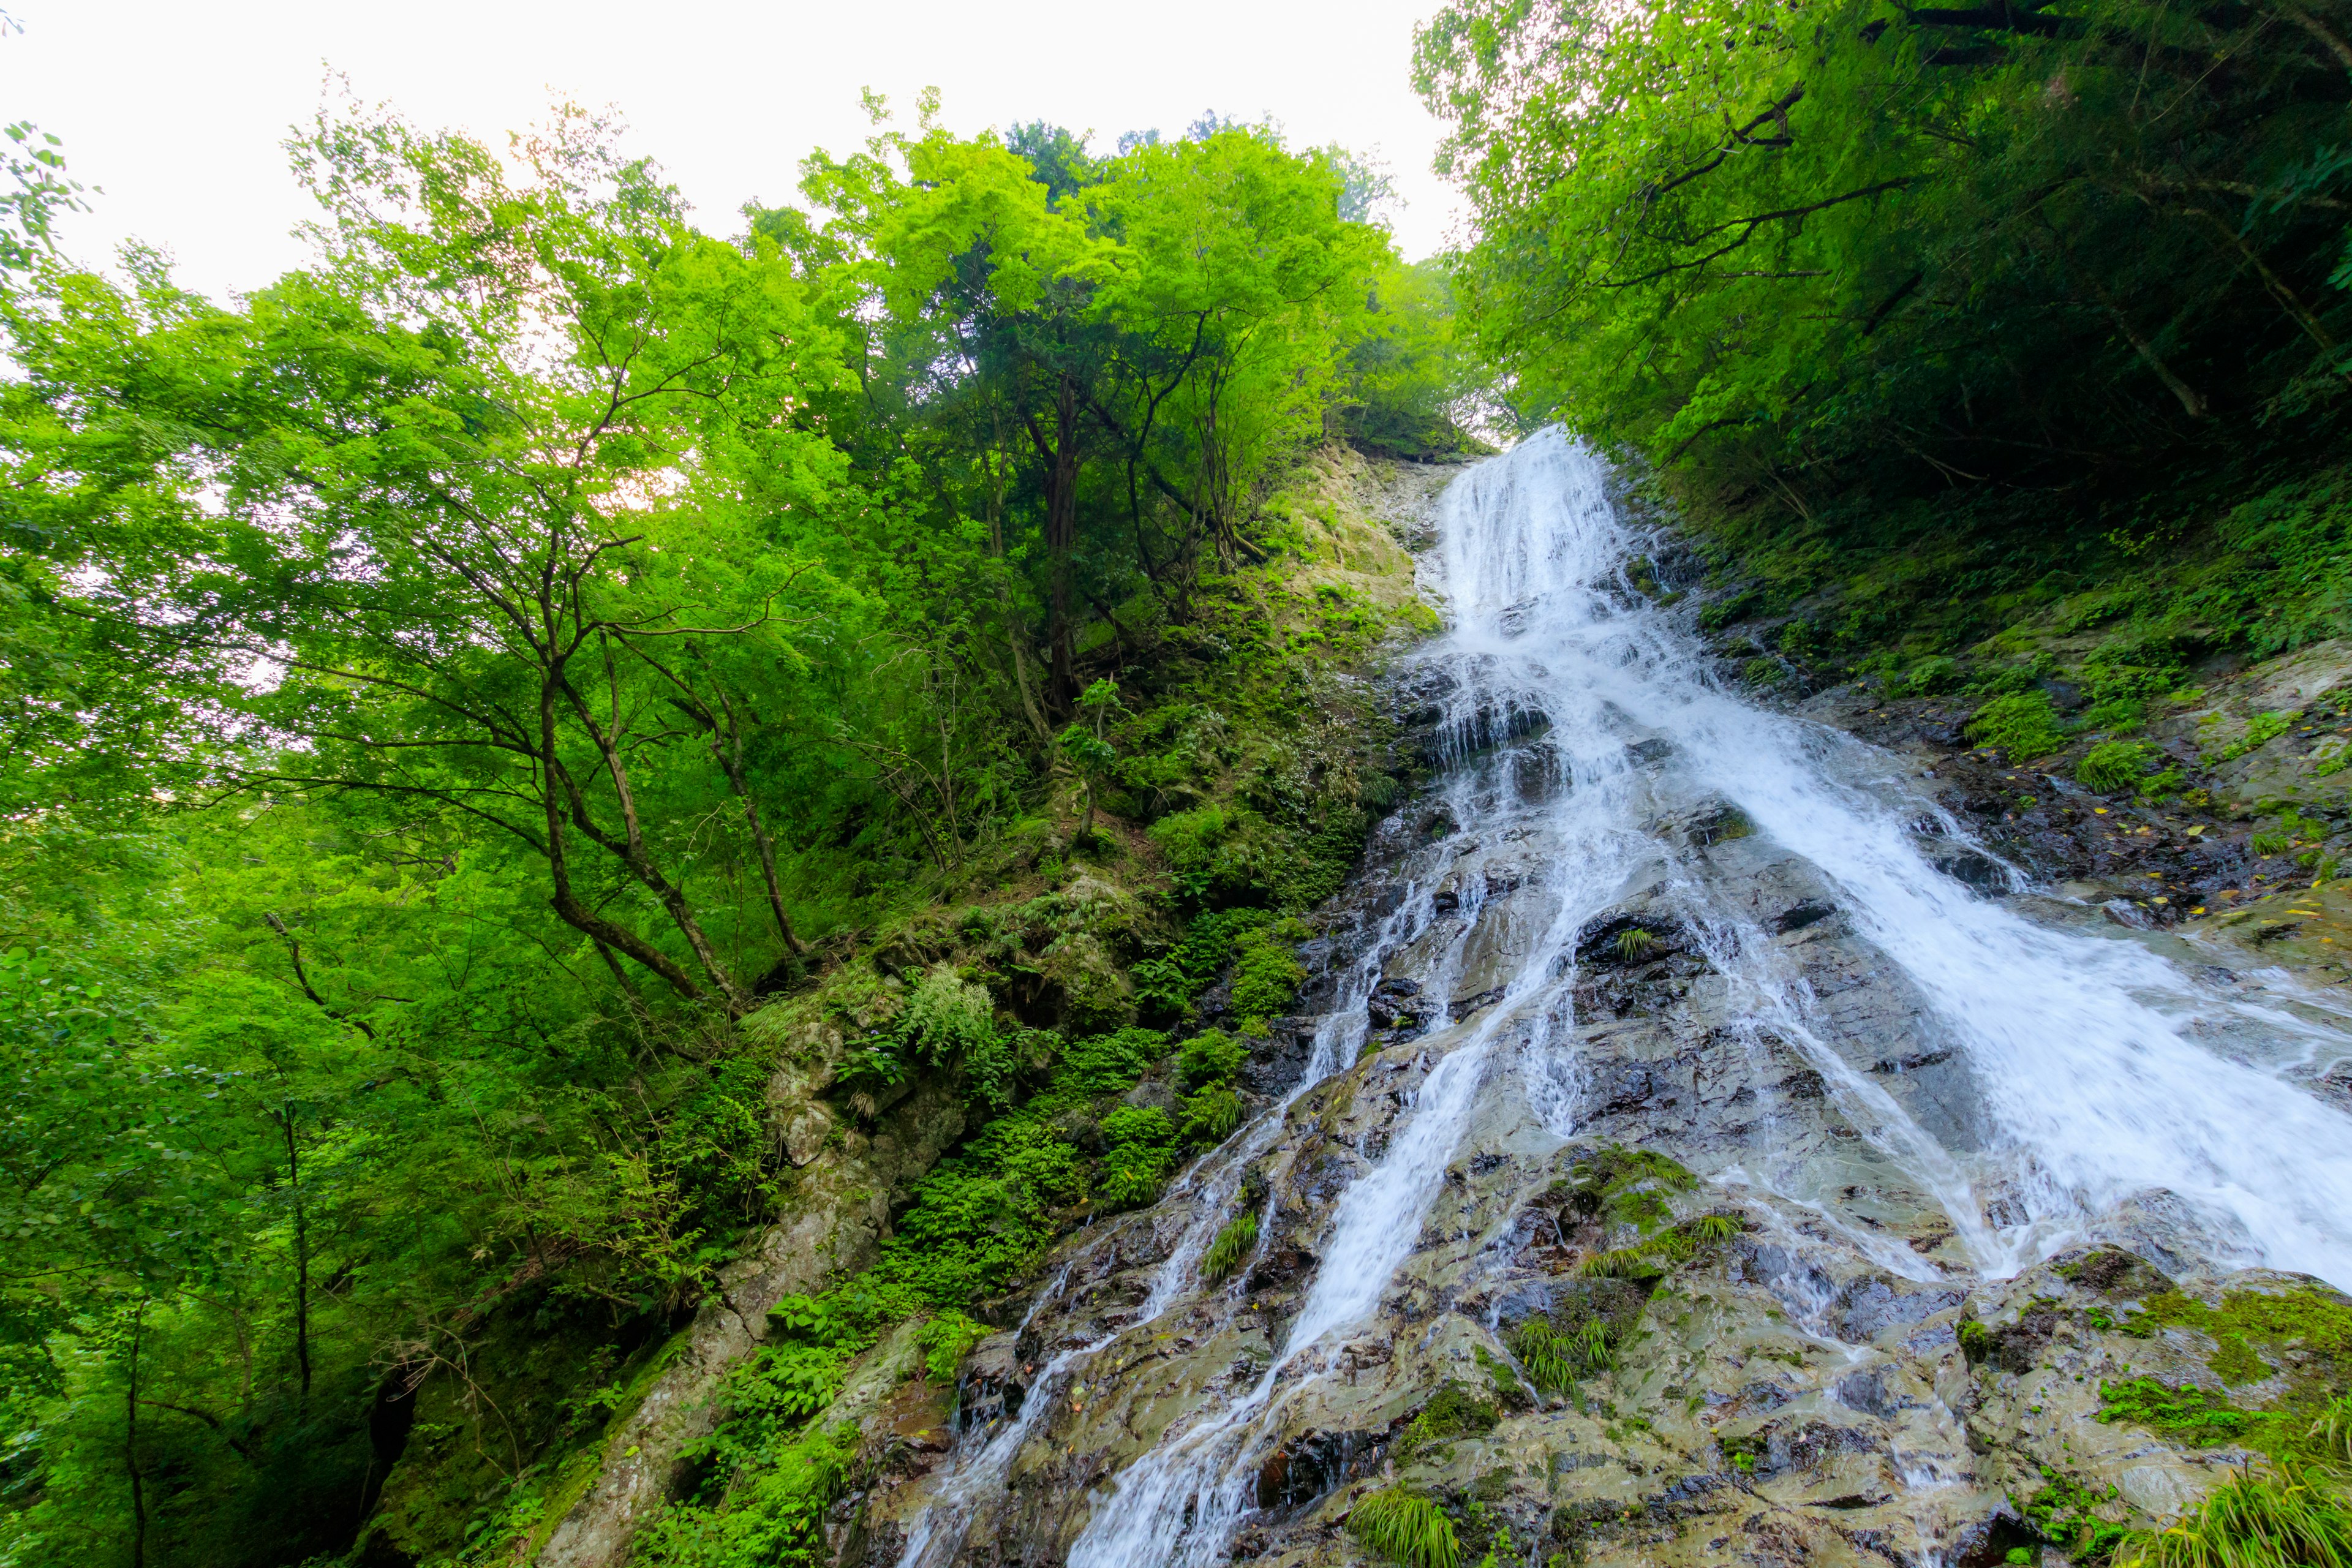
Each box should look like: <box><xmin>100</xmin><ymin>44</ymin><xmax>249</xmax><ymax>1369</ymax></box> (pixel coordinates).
<box><xmin>283</xmin><ymin>1106</ymin><xmax>311</xmax><ymax>1402</ymax></box>
<box><xmin>1044</xmin><ymin>374</ymin><xmax>1084</xmax><ymax>713</ymax></box>
<box><xmin>709</xmin><ymin>692</ymin><xmax>803</xmax><ymax>956</ymax></box>
<box><xmin>536</xmin><ymin>679</ymin><xmax>712</xmax><ymax>1005</ymax></box>
<box><xmin>127</xmin><ymin>1299</ymin><xmax>148</xmax><ymax>1568</ymax></box>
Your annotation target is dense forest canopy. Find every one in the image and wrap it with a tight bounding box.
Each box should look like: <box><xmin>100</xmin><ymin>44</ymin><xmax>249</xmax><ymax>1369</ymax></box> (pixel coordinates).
<box><xmin>1417</xmin><ymin>0</ymin><xmax>2351</xmax><ymax>499</ymax></box>
<box><xmin>0</xmin><ymin>91</ymin><xmax>1477</xmax><ymax>1566</ymax></box>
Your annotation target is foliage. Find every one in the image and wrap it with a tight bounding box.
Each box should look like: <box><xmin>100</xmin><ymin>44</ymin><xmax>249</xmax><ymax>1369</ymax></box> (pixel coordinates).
<box><xmin>916</xmin><ymin>1311</ymin><xmax>989</xmax><ymax>1384</ymax></box>
<box><xmin>1201</xmin><ymin>1211</ymin><xmax>1260</xmax><ymax>1281</ymax></box>
<box><xmin>636</xmin><ymin>1422</ymin><xmax>857</xmax><ymax>1568</ymax></box>
<box><xmin>1969</xmin><ymin>694</ymin><xmax>2069</xmax><ymax>763</ymax></box>
<box><xmin>1098</xmin><ymin>1106</ymin><xmax>1179</xmax><ymax>1209</ymax></box>
<box><xmin>1178</xmin><ymin>1027</ymin><xmax>1246</xmax><ymax>1087</ymax></box>
<box><xmin>1614</xmin><ymin>927</ymin><xmax>1660</xmax><ymax>962</ymax></box>
<box><xmin>1417</xmin><ymin>0</ymin><xmax>2352</xmax><ymax>497</ymax></box>
<box><xmin>1227</xmin><ymin>919</ymin><xmax>1310</xmax><ymax>1028</ymax></box>
<box><xmin>0</xmin><ymin>65</ymin><xmax>1447</xmax><ymax>1568</ymax></box>
<box><xmin>1506</xmin><ymin>1316</ymin><xmax>1611</xmax><ymax>1390</ymax></box>
<box><xmin>1181</xmin><ymin>1085</ymin><xmax>1245</xmax><ymax>1145</ymax></box>
<box><xmin>1583</xmin><ymin>1214</ymin><xmax>1742</xmax><ymax>1278</ymax></box>
<box><xmin>1395</xmin><ymin>1380</ymin><xmax>1503</xmax><ymax>1466</ymax></box>
<box><xmin>1349</xmin><ymin>1487</ymin><xmax>1463</xmax><ymax>1568</ymax></box>
<box><xmin>1559</xmin><ymin>1144</ymin><xmax>1699</xmax><ymax>1231</ymax></box>
<box><xmin>2113</xmin><ymin>1464</ymin><xmax>2352</xmax><ymax>1568</ymax></box>
<box><xmin>2080</xmin><ymin>742</ymin><xmax>2157</xmax><ymax>793</ymax></box>
<box><xmin>2024</xmin><ymin>1465</ymin><xmax>2133</xmax><ymax>1562</ymax></box>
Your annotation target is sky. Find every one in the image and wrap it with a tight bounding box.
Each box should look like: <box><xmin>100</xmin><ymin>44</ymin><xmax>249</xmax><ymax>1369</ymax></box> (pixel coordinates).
<box><xmin>4</xmin><ymin>0</ymin><xmax>1464</xmax><ymax>301</ymax></box>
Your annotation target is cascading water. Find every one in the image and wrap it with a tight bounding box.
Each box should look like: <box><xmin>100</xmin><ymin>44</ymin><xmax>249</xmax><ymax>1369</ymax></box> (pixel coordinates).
<box><xmin>892</xmin><ymin>429</ymin><xmax>2352</xmax><ymax>1567</ymax></box>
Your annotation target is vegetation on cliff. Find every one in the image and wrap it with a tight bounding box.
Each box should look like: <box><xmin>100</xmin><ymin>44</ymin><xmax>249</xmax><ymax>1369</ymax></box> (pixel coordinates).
<box><xmin>0</xmin><ymin>91</ymin><xmax>1470</xmax><ymax>1567</ymax></box>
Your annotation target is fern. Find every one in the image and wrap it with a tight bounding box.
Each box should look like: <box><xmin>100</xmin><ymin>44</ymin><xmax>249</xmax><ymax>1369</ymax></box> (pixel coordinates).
<box><xmin>1506</xmin><ymin>1316</ymin><xmax>1611</xmax><ymax>1389</ymax></box>
<box><xmin>1201</xmin><ymin>1211</ymin><xmax>1259</xmax><ymax>1281</ymax></box>
<box><xmin>1615</xmin><ymin>926</ymin><xmax>1660</xmax><ymax>961</ymax></box>
<box><xmin>1581</xmin><ymin>1213</ymin><xmax>1743</xmax><ymax>1278</ymax></box>
<box><xmin>1349</xmin><ymin>1487</ymin><xmax>1461</xmax><ymax>1568</ymax></box>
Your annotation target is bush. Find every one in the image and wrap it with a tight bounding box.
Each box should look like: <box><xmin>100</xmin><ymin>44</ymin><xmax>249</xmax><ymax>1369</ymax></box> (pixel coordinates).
<box><xmin>1967</xmin><ymin>692</ymin><xmax>2067</xmax><ymax>762</ymax></box>
<box><xmin>2079</xmin><ymin>741</ymin><xmax>2155</xmax><ymax>793</ymax></box>
<box><xmin>1060</xmin><ymin>1027</ymin><xmax>1167</xmax><ymax>1095</ymax></box>
<box><xmin>1348</xmin><ymin>1488</ymin><xmax>1461</xmax><ymax>1568</ymax></box>
<box><xmin>1098</xmin><ymin>1140</ymin><xmax>1173</xmax><ymax>1209</ymax></box>
<box><xmin>1899</xmin><ymin>655</ymin><xmax>1962</xmax><ymax>695</ymax></box>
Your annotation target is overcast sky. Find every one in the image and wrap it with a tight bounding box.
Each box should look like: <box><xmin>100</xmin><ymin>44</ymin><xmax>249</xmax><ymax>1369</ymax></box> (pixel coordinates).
<box><xmin>5</xmin><ymin>0</ymin><xmax>1464</xmax><ymax>301</ymax></box>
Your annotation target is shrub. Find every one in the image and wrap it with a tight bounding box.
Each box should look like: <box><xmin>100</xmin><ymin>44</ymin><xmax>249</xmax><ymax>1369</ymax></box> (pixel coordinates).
<box><xmin>1899</xmin><ymin>655</ymin><xmax>1962</xmax><ymax>695</ymax></box>
<box><xmin>898</xmin><ymin>965</ymin><xmax>996</xmax><ymax>1065</ymax></box>
<box><xmin>1060</xmin><ymin>1027</ymin><xmax>1168</xmax><ymax>1095</ymax></box>
<box><xmin>1099</xmin><ymin>1141</ymin><xmax>1172</xmax><ymax>1209</ymax></box>
<box><xmin>2079</xmin><ymin>741</ymin><xmax>2155</xmax><ymax>793</ymax></box>
<box><xmin>1348</xmin><ymin>1488</ymin><xmax>1462</xmax><ymax>1568</ymax></box>
<box><xmin>1099</xmin><ymin>1106</ymin><xmax>1177</xmax><ymax>1209</ymax></box>
<box><xmin>1968</xmin><ymin>692</ymin><xmax>2067</xmax><ymax>761</ymax></box>
<box><xmin>2113</xmin><ymin>1464</ymin><xmax>2352</xmax><ymax>1568</ymax></box>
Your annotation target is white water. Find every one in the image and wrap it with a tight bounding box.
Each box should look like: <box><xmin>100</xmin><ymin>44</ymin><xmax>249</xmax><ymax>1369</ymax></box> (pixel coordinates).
<box><xmin>943</xmin><ymin>431</ymin><xmax>2352</xmax><ymax>1565</ymax></box>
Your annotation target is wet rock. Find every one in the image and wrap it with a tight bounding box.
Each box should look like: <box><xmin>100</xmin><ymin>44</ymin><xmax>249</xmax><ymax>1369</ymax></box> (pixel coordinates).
<box><xmin>1773</xmin><ymin>899</ymin><xmax>1837</xmax><ymax>933</ymax></box>
<box><xmin>1935</xmin><ymin>848</ymin><xmax>2013</xmax><ymax>894</ymax></box>
<box><xmin>1829</xmin><ymin>1275</ymin><xmax>1964</xmax><ymax>1343</ymax></box>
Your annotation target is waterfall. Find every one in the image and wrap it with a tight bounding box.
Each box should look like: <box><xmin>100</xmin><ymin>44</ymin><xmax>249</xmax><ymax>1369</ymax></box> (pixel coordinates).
<box><xmin>901</xmin><ymin>429</ymin><xmax>2352</xmax><ymax>1567</ymax></box>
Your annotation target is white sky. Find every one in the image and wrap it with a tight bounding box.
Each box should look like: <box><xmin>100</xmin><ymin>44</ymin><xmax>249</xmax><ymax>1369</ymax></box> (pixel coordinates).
<box><xmin>4</xmin><ymin>0</ymin><xmax>1464</xmax><ymax>301</ymax></box>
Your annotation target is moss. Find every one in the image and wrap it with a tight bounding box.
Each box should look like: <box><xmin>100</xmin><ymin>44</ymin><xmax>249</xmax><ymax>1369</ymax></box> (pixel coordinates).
<box><xmin>1396</xmin><ymin>1380</ymin><xmax>1502</xmax><ymax>1464</ymax></box>
<box><xmin>2097</xmin><ymin>1378</ymin><xmax>2253</xmax><ymax>1444</ymax></box>
<box><xmin>2134</xmin><ymin>1286</ymin><xmax>2352</xmax><ymax>1362</ymax></box>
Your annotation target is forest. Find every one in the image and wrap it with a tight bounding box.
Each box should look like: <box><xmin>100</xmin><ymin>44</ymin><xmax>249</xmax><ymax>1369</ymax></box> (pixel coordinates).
<box><xmin>1</xmin><ymin>0</ymin><xmax>2348</xmax><ymax>1559</ymax></box>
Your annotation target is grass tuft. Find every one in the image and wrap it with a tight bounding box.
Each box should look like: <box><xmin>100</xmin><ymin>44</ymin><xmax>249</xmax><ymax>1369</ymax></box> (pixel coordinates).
<box><xmin>1348</xmin><ymin>1487</ymin><xmax>1461</xmax><ymax>1568</ymax></box>
<box><xmin>2114</xmin><ymin>1464</ymin><xmax>2352</xmax><ymax>1568</ymax></box>
<box><xmin>1200</xmin><ymin>1211</ymin><xmax>1259</xmax><ymax>1282</ymax></box>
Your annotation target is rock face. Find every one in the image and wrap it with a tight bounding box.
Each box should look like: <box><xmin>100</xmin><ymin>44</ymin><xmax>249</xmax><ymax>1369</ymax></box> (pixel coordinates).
<box><xmin>846</xmin><ymin>434</ymin><xmax>2352</xmax><ymax>1568</ymax></box>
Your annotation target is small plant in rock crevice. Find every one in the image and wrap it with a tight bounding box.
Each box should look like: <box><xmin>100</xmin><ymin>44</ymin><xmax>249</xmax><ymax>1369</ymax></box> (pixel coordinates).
<box><xmin>1348</xmin><ymin>1487</ymin><xmax>1462</xmax><ymax>1568</ymax></box>
<box><xmin>1200</xmin><ymin>1211</ymin><xmax>1259</xmax><ymax>1281</ymax></box>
